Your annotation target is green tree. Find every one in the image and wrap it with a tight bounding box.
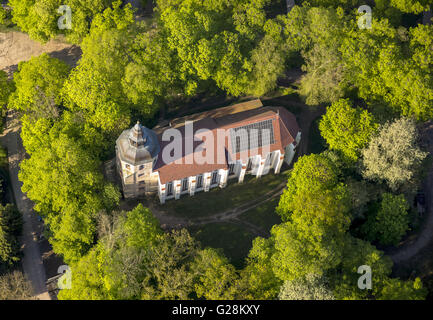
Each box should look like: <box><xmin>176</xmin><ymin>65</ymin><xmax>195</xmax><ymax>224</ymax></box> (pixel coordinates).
<box><xmin>139</xmin><ymin>229</ymin><xmax>200</xmax><ymax>300</ymax></box>
<box><xmin>301</xmin><ymin>0</ymin><xmax>362</xmax><ymax>9</ymax></box>
<box><xmin>276</xmin><ymin>153</ymin><xmax>351</xmax><ymax>280</ymax></box>
<box><xmin>0</xmin><ymin>5</ymin><xmax>6</xmax><ymax>25</ymax></box>
<box><xmin>319</xmin><ymin>99</ymin><xmax>378</xmax><ymax>162</ymax></box>
<box><xmin>331</xmin><ymin>237</ymin><xmax>393</xmax><ymax>300</ymax></box>
<box><xmin>390</xmin><ymin>0</ymin><xmax>433</xmax><ymax>14</ymax></box>
<box><xmin>155</xmin><ymin>0</ymin><xmax>286</xmax><ymax>97</ymax></box>
<box><xmin>341</xmin><ymin>21</ymin><xmax>433</xmax><ymax>120</ymax></box>
<box><xmin>59</xmin><ymin>204</ymin><xmax>161</xmax><ymax>300</ymax></box>
<box><xmin>56</xmin><ymin>244</ymin><xmax>108</xmax><ymax>300</ymax></box>
<box><xmin>378</xmin><ymin>277</ymin><xmax>427</xmax><ymax>300</ymax></box>
<box><xmin>279</xmin><ymin>274</ymin><xmax>334</xmax><ymax>300</ymax></box>
<box><xmin>19</xmin><ymin>114</ymin><xmax>120</xmax><ymax>262</ymax></box>
<box><xmin>346</xmin><ymin>178</ymin><xmax>384</xmax><ymax>219</ymax></box>
<box><xmin>0</xmin><ymin>146</ymin><xmax>8</xmax><ymax>168</ymax></box>
<box><xmin>0</xmin><ymin>271</ymin><xmax>34</xmax><ymax>300</ymax></box>
<box><xmin>277</xmin><ymin>153</ymin><xmax>343</xmax><ymax>221</ymax></box>
<box><xmin>248</xmin><ymin>33</ymin><xmax>287</xmax><ymax>96</ymax></box>
<box><xmin>0</xmin><ymin>4</ymin><xmax>13</xmax><ymax>27</ymax></box>
<box><xmin>236</xmin><ymin>236</ymin><xmax>283</xmax><ymax>300</ymax></box>
<box><xmin>0</xmin><ymin>204</ymin><xmax>22</xmax><ymax>270</ymax></box>
<box><xmin>8</xmin><ymin>0</ymin><xmax>118</xmax><ymax>44</ymax></box>
<box><xmin>283</xmin><ymin>6</ymin><xmax>351</xmax><ymax>105</ymax></box>
<box><xmin>361</xmin><ymin>118</ymin><xmax>427</xmax><ymax>191</ymax></box>
<box><xmin>270</xmin><ymin>221</ymin><xmax>346</xmax><ymax>281</ymax></box>
<box><xmin>8</xmin><ymin>54</ymin><xmax>70</xmax><ymax>120</ymax></box>
<box><xmin>59</xmin><ymin>205</ymin><xmax>239</xmax><ymax>300</ymax></box>
<box><xmin>192</xmin><ymin>248</ymin><xmax>239</xmax><ymax>300</ymax></box>
<box><xmin>62</xmin><ymin>2</ymin><xmax>135</xmax><ymax>136</ymax></box>
<box><xmin>0</xmin><ymin>70</ymin><xmax>14</xmax><ymax>121</ymax></box>
<box><xmin>118</xmin><ymin>204</ymin><xmax>160</xmax><ymax>250</ymax></box>
<box><xmin>363</xmin><ymin>193</ymin><xmax>410</xmax><ymax>246</ymax></box>
<box><xmin>122</xmin><ymin>26</ymin><xmax>181</xmax><ymax>111</ymax></box>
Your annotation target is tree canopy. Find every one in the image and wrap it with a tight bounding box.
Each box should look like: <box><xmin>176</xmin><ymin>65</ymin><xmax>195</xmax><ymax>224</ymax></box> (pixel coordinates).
<box><xmin>0</xmin><ymin>271</ymin><xmax>34</xmax><ymax>300</ymax></box>
<box><xmin>390</xmin><ymin>0</ymin><xmax>433</xmax><ymax>14</ymax></box>
<box><xmin>3</xmin><ymin>0</ymin><xmax>431</xmax><ymax>301</ymax></box>
<box><xmin>319</xmin><ymin>99</ymin><xmax>378</xmax><ymax>162</ymax></box>
<box><xmin>0</xmin><ymin>70</ymin><xmax>14</xmax><ymax>118</ymax></box>
<box><xmin>279</xmin><ymin>274</ymin><xmax>334</xmax><ymax>300</ymax></box>
<box><xmin>0</xmin><ymin>204</ymin><xmax>22</xmax><ymax>271</ymax></box>
<box><xmin>58</xmin><ymin>204</ymin><xmax>240</xmax><ymax>300</ymax></box>
<box><xmin>19</xmin><ymin>114</ymin><xmax>120</xmax><ymax>262</ymax></box>
<box><xmin>8</xmin><ymin>54</ymin><xmax>70</xmax><ymax>120</ymax></box>
<box><xmin>8</xmin><ymin>0</ymin><xmax>118</xmax><ymax>44</ymax></box>
<box><xmin>362</xmin><ymin>193</ymin><xmax>410</xmax><ymax>246</ymax></box>
<box><xmin>361</xmin><ymin>118</ymin><xmax>427</xmax><ymax>191</ymax></box>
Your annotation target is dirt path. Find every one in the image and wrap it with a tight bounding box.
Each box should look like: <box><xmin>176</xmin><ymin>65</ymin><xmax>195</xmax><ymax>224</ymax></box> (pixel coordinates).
<box><xmin>0</xmin><ymin>30</ymin><xmax>80</xmax><ymax>300</ymax></box>
<box><xmin>0</xmin><ymin>110</ymin><xmax>50</xmax><ymax>300</ymax></box>
<box><xmin>0</xmin><ymin>31</ymin><xmax>81</xmax><ymax>73</ymax></box>
<box><xmin>390</xmin><ymin>121</ymin><xmax>433</xmax><ymax>264</ymax></box>
<box><xmin>148</xmin><ymin>181</ymin><xmax>286</xmax><ymax>236</ymax></box>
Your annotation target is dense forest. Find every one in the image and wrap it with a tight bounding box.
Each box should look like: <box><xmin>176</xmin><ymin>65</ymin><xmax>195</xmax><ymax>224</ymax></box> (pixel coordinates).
<box><xmin>1</xmin><ymin>0</ymin><xmax>433</xmax><ymax>300</ymax></box>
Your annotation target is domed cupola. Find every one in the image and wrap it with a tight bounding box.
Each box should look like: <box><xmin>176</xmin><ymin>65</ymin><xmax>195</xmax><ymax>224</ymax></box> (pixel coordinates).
<box><xmin>116</xmin><ymin>121</ymin><xmax>160</xmax><ymax>166</ymax></box>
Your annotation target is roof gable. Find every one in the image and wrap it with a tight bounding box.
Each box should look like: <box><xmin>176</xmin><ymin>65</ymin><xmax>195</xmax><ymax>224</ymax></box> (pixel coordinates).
<box><xmin>153</xmin><ymin>101</ymin><xmax>300</xmax><ymax>184</ymax></box>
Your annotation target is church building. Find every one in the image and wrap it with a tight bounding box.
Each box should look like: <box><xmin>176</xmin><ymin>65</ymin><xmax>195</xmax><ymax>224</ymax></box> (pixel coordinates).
<box><xmin>115</xmin><ymin>99</ymin><xmax>301</xmax><ymax>204</ymax></box>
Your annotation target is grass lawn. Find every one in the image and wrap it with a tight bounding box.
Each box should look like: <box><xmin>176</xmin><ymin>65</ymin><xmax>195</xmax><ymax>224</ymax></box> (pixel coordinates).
<box><xmin>155</xmin><ymin>170</ymin><xmax>290</xmax><ymax>219</ymax></box>
<box><xmin>188</xmin><ymin>222</ymin><xmax>256</xmax><ymax>268</ymax></box>
<box><xmin>239</xmin><ymin>197</ymin><xmax>282</xmax><ymax>233</ymax></box>
<box><xmin>307</xmin><ymin>116</ymin><xmax>327</xmax><ymax>155</ymax></box>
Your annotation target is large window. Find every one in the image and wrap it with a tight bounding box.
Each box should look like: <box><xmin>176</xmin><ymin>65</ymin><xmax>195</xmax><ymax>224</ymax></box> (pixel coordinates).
<box><xmin>166</xmin><ymin>182</ymin><xmax>173</xmax><ymax>196</ymax></box>
<box><xmin>129</xmin><ymin>139</ymin><xmax>145</xmax><ymax>148</ymax></box>
<box><xmin>246</xmin><ymin>158</ymin><xmax>253</xmax><ymax>172</ymax></box>
<box><xmin>229</xmin><ymin>163</ymin><xmax>236</xmax><ymax>175</ymax></box>
<box><xmin>196</xmin><ymin>175</ymin><xmax>203</xmax><ymax>189</ymax></box>
<box><xmin>181</xmin><ymin>178</ymin><xmax>189</xmax><ymax>192</ymax></box>
<box><xmin>230</xmin><ymin>119</ymin><xmax>275</xmax><ymax>153</ymax></box>
<box><xmin>211</xmin><ymin>171</ymin><xmax>219</xmax><ymax>185</ymax></box>
<box><xmin>265</xmin><ymin>153</ymin><xmax>272</xmax><ymax>167</ymax></box>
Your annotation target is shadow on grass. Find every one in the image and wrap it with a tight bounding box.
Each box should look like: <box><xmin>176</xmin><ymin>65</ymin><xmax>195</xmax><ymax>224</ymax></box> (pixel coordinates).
<box><xmin>155</xmin><ymin>170</ymin><xmax>290</xmax><ymax>219</ymax></box>
<box><xmin>188</xmin><ymin>222</ymin><xmax>257</xmax><ymax>269</ymax></box>
<box><xmin>239</xmin><ymin>197</ymin><xmax>282</xmax><ymax>232</ymax></box>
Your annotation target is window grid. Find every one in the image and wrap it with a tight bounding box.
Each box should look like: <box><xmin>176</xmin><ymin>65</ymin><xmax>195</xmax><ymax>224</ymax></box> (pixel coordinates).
<box><xmin>229</xmin><ymin>164</ymin><xmax>236</xmax><ymax>175</ymax></box>
<box><xmin>182</xmin><ymin>178</ymin><xmax>189</xmax><ymax>192</ymax></box>
<box><xmin>230</xmin><ymin>119</ymin><xmax>275</xmax><ymax>154</ymax></box>
<box><xmin>196</xmin><ymin>175</ymin><xmax>203</xmax><ymax>189</ymax></box>
<box><xmin>247</xmin><ymin>158</ymin><xmax>253</xmax><ymax>172</ymax></box>
<box><xmin>167</xmin><ymin>182</ymin><xmax>173</xmax><ymax>196</ymax></box>
<box><xmin>211</xmin><ymin>171</ymin><xmax>218</xmax><ymax>185</ymax></box>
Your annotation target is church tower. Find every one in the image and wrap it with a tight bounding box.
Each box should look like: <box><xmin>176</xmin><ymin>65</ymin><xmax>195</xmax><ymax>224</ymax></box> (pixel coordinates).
<box><xmin>116</xmin><ymin>121</ymin><xmax>160</xmax><ymax>198</ymax></box>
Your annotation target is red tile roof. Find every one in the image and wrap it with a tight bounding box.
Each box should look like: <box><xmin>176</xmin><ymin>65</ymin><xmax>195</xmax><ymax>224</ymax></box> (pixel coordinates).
<box><xmin>154</xmin><ymin>101</ymin><xmax>300</xmax><ymax>184</ymax></box>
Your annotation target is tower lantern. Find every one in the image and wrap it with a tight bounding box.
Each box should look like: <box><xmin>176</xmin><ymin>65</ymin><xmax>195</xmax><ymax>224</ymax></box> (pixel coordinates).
<box><xmin>115</xmin><ymin>121</ymin><xmax>161</xmax><ymax>198</ymax></box>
